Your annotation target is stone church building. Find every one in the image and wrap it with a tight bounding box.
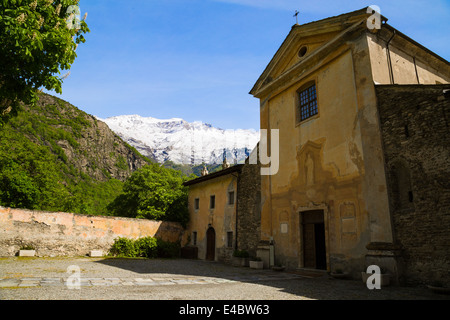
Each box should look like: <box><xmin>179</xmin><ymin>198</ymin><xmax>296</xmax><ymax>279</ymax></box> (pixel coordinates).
<box><xmin>184</xmin><ymin>7</ymin><xmax>450</xmax><ymax>287</ymax></box>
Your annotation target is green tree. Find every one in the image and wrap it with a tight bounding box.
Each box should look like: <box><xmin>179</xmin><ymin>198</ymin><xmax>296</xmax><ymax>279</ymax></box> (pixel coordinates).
<box><xmin>0</xmin><ymin>160</ymin><xmax>40</xmax><ymax>209</ymax></box>
<box><xmin>0</xmin><ymin>0</ymin><xmax>89</xmax><ymax>123</ymax></box>
<box><xmin>107</xmin><ymin>164</ymin><xmax>190</xmax><ymax>227</ymax></box>
<box><xmin>0</xmin><ymin>129</ymin><xmax>70</xmax><ymax>211</ymax></box>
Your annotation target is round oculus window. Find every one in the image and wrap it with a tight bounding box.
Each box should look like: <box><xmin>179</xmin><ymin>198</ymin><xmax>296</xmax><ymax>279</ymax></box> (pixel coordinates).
<box><xmin>298</xmin><ymin>46</ymin><xmax>308</xmax><ymax>58</ymax></box>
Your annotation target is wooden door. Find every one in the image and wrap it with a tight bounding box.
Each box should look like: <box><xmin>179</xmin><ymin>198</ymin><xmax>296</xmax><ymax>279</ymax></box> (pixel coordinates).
<box><xmin>206</xmin><ymin>227</ymin><xmax>215</xmax><ymax>261</ymax></box>
<box><xmin>303</xmin><ymin>223</ymin><xmax>316</xmax><ymax>268</ymax></box>
<box><xmin>314</xmin><ymin>222</ymin><xmax>327</xmax><ymax>270</ymax></box>
<box><xmin>302</xmin><ymin>210</ymin><xmax>326</xmax><ymax>269</ymax></box>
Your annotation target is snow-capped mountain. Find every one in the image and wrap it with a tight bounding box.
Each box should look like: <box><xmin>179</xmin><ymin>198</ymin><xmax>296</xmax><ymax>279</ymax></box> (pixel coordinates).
<box><xmin>98</xmin><ymin>115</ymin><xmax>259</xmax><ymax>165</ymax></box>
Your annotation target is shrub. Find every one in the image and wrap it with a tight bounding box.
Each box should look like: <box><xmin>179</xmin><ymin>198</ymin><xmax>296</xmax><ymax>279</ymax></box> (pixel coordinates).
<box><xmin>108</xmin><ymin>237</ymin><xmax>179</xmax><ymax>259</ymax></box>
<box><xmin>156</xmin><ymin>239</ymin><xmax>180</xmax><ymax>258</ymax></box>
<box><xmin>109</xmin><ymin>237</ymin><xmax>137</xmax><ymax>258</ymax></box>
<box><xmin>135</xmin><ymin>237</ymin><xmax>158</xmax><ymax>258</ymax></box>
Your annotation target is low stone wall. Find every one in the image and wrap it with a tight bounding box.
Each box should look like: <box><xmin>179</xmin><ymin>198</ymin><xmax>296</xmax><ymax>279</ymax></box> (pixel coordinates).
<box><xmin>0</xmin><ymin>206</ymin><xmax>184</xmax><ymax>257</ymax></box>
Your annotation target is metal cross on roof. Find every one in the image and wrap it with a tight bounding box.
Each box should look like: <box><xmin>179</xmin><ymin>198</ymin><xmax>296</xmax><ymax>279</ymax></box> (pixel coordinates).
<box><xmin>294</xmin><ymin>10</ymin><xmax>300</xmax><ymax>24</ymax></box>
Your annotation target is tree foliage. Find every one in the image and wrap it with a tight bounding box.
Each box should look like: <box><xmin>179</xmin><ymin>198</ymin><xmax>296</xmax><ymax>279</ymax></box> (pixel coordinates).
<box><xmin>107</xmin><ymin>164</ymin><xmax>190</xmax><ymax>227</ymax></box>
<box><xmin>0</xmin><ymin>0</ymin><xmax>89</xmax><ymax>123</ymax></box>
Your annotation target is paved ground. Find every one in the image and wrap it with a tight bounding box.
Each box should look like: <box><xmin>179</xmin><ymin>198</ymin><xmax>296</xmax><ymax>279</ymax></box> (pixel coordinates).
<box><xmin>0</xmin><ymin>257</ymin><xmax>448</xmax><ymax>301</ymax></box>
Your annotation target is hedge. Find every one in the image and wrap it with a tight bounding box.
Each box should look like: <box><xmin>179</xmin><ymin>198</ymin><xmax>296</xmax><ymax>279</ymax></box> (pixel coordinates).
<box><xmin>108</xmin><ymin>237</ymin><xmax>180</xmax><ymax>258</ymax></box>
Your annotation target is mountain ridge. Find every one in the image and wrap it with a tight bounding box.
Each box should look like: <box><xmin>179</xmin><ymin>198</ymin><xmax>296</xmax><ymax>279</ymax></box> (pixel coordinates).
<box><xmin>99</xmin><ymin>114</ymin><xmax>260</xmax><ymax>165</ymax></box>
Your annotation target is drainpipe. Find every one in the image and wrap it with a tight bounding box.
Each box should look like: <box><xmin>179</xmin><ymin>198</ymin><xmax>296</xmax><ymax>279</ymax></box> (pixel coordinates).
<box><xmin>413</xmin><ymin>57</ymin><xmax>420</xmax><ymax>84</ymax></box>
<box><xmin>386</xmin><ymin>30</ymin><xmax>396</xmax><ymax>84</ymax></box>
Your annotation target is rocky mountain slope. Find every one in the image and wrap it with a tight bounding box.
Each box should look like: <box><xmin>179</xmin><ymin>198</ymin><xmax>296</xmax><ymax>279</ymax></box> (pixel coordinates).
<box><xmin>0</xmin><ymin>93</ymin><xmax>152</xmax><ymax>215</ymax></box>
<box><xmin>29</xmin><ymin>94</ymin><xmax>151</xmax><ymax>181</ymax></box>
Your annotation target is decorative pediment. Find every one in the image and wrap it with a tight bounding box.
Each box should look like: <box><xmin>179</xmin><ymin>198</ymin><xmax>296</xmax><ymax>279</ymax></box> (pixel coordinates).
<box><xmin>249</xmin><ymin>8</ymin><xmax>375</xmax><ymax>98</ymax></box>
<box><xmin>251</xmin><ymin>30</ymin><xmax>336</xmax><ymax>97</ymax></box>
<box><xmin>270</xmin><ymin>37</ymin><xmax>329</xmax><ymax>81</ymax></box>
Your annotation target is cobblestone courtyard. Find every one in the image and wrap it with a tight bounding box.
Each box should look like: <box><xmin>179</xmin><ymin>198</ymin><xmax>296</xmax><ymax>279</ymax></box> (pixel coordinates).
<box><xmin>0</xmin><ymin>257</ymin><xmax>448</xmax><ymax>300</ymax></box>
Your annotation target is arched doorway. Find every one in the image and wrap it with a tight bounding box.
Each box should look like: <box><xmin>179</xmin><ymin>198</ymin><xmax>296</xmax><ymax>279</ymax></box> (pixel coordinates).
<box><xmin>206</xmin><ymin>227</ymin><xmax>216</xmax><ymax>261</ymax></box>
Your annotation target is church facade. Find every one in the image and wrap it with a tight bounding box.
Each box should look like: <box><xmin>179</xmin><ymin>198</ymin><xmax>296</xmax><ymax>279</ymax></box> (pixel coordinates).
<box><xmin>249</xmin><ymin>8</ymin><xmax>450</xmax><ymax>284</ymax></box>
<box><xmin>182</xmin><ymin>7</ymin><xmax>450</xmax><ymax>286</ymax></box>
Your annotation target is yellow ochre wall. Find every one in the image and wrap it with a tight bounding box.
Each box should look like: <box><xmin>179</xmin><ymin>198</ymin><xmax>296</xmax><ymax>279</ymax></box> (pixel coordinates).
<box><xmin>367</xmin><ymin>31</ymin><xmax>450</xmax><ymax>85</ymax></box>
<box><xmin>255</xmin><ymin>21</ymin><xmax>449</xmax><ymax>274</ymax></box>
<box><xmin>259</xmin><ymin>48</ymin><xmax>376</xmax><ymax>272</ymax></box>
<box><xmin>185</xmin><ymin>174</ymin><xmax>237</xmax><ymax>261</ymax></box>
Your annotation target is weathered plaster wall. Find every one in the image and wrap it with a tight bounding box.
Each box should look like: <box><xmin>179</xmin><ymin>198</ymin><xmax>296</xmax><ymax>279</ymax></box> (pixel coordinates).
<box><xmin>376</xmin><ymin>84</ymin><xmax>450</xmax><ymax>286</ymax></box>
<box><xmin>256</xmin><ymin>26</ymin><xmax>400</xmax><ymax>275</ymax></box>
<box><xmin>259</xmin><ymin>47</ymin><xmax>375</xmax><ymax>273</ymax></box>
<box><xmin>252</xmin><ymin>10</ymin><xmax>449</xmax><ymax>282</ymax></box>
<box><xmin>367</xmin><ymin>30</ymin><xmax>450</xmax><ymax>85</ymax></box>
<box><xmin>185</xmin><ymin>174</ymin><xmax>237</xmax><ymax>262</ymax></box>
<box><xmin>0</xmin><ymin>206</ymin><xmax>184</xmax><ymax>257</ymax></box>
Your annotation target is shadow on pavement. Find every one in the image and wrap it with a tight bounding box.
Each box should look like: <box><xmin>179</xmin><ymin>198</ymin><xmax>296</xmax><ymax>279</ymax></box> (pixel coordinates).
<box><xmin>93</xmin><ymin>257</ymin><xmax>449</xmax><ymax>300</ymax></box>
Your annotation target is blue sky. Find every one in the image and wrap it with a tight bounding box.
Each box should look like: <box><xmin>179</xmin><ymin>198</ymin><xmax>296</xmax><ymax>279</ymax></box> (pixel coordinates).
<box><xmin>52</xmin><ymin>0</ymin><xmax>450</xmax><ymax>130</ymax></box>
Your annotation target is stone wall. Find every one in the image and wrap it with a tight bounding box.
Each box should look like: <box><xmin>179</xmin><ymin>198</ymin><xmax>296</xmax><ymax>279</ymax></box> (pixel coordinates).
<box><xmin>0</xmin><ymin>206</ymin><xmax>184</xmax><ymax>257</ymax></box>
<box><xmin>376</xmin><ymin>84</ymin><xmax>450</xmax><ymax>286</ymax></box>
<box><xmin>236</xmin><ymin>161</ymin><xmax>261</xmax><ymax>257</ymax></box>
